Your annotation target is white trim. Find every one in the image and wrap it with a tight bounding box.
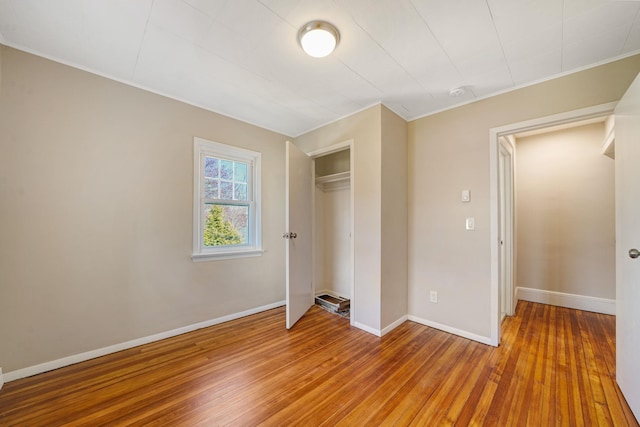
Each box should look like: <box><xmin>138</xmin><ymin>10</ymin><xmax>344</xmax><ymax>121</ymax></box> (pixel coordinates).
<box><xmin>308</xmin><ymin>140</ymin><xmax>353</xmax><ymax>158</ymax></box>
<box><xmin>516</xmin><ymin>287</ymin><xmax>616</xmax><ymax>315</ymax></box>
<box><xmin>602</xmin><ymin>115</ymin><xmax>616</xmax><ymax>158</ymax></box>
<box><xmin>498</xmin><ymin>137</ymin><xmax>515</xmax><ymax>318</ymax></box>
<box><xmin>3</xmin><ymin>301</ymin><xmax>285</xmax><ymax>384</ymax></box>
<box><xmin>352</xmin><ymin>321</ymin><xmax>381</xmax><ymax>337</ymax></box>
<box><xmin>349</xmin><ymin>143</ymin><xmax>355</xmax><ymax>329</ymax></box>
<box><xmin>490</xmin><ymin>102</ymin><xmax>618</xmax><ymax>137</ymax></box>
<box><xmin>192</xmin><ymin>137</ymin><xmax>262</xmax><ymax>260</ymax></box>
<box><xmin>192</xmin><ymin>249</ymin><xmax>263</xmax><ymax>261</ymax></box>
<box><xmin>381</xmin><ymin>315</ymin><xmax>408</xmax><ymax>336</ymax></box>
<box><xmin>408</xmin><ymin>315</ymin><xmax>493</xmax><ymax>346</ymax></box>
<box><xmin>0</xmin><ymin>368</ymin><xmax>4</xmax><ymax>390</ymax></box>
<box><xmin>489</xmin><ymin>102</ymin><xmax>618</xmax><ymax>347</ymax></box>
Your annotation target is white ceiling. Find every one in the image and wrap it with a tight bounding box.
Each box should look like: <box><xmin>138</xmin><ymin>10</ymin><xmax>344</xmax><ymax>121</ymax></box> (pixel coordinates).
<box><xmin>1</xmin><ymin>0</ymin><xmax>640</xmax><ymax>136</ymax></box>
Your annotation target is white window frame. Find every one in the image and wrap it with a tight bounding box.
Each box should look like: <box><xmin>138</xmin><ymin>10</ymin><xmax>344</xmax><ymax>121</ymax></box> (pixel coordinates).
<box><xmin>192</xmin><ymin>137</ymin><xmax>262</xmax><ymax>261</ymax></box>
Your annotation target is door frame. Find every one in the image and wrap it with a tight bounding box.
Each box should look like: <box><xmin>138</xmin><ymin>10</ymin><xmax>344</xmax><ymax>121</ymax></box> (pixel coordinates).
<box><xmin>308</xmin><ymin>139</ymin><xmax>355</xmax><ymax>326</ymax></box>
<box><xmin>498</xmin><ymin>135</ymin><xmax>515</xmax><ymax>321</ymax></box>
<box><xmin>488</xmin><ymin>102</ymin><xmax>617</xmax><ymax>346</ymax></box>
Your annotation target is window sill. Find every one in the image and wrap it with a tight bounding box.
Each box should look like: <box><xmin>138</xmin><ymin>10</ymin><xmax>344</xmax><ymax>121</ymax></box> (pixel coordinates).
<box><xmin>192</xmin><ymin>248</ymin><xmax>263</xmax><ymax>262</ymax></box>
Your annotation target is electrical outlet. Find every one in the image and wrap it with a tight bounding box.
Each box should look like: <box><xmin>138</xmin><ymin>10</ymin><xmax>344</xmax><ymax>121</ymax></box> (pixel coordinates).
<box><xmin>430</xmin><ymin>291</ymin><xmax>438</xmax><ymax>303</ymax></box>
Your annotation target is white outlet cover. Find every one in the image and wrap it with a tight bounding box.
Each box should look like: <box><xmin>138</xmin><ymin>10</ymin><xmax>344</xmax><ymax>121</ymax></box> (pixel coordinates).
<box><xmin>466</xmin><ymin>217</ymin><xmax>475</xmax><ymax>230</ymax></box>
<box><xmin>461</xmin><ymin>190</ymin><xmax>470</xmax><ymax>202</ymax></box>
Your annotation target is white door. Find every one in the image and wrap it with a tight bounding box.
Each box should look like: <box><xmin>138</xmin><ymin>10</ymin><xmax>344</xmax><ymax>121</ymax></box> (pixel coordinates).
<box><xmin>285</xmin><ymin>141</ymin><xmax>313</xmax><ymax>329</ymax></box>
<box><xmin>614</xmin><ymin>74</ymin><xmax>640</xmax><ymax>419</ymax></box>
<box><xmin>499</xmin><ymin>138</ymin><xmax>514</xmax><ymax>320</ymax></box>
<box><xmin>499</xmin><ymin>147</ymin><xmax>507</xmax><ymax>322</ymax></box>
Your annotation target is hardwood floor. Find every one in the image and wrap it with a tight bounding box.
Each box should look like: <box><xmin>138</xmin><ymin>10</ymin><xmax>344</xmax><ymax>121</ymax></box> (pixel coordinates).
<box><xmin>0</xmin><ymin>301</ymin><xmax>637</xmax><ymax>426</ymax></box>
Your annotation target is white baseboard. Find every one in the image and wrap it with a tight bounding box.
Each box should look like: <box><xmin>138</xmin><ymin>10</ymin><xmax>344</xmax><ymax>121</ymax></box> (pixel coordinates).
<box><xmin>349</xmin><ymin>316</ymin><xmax>408</xmax><ymax>338</ymax></box>
<box><xmin>407</xmin><ymin>315</ymin><xmax>493</xmax><ymax>346</ymax></box>
<box><xmin>0</xmin><ymin>367</ymin><xmax>4</xmax><ymax>390</ymax></box>
<box><xmin>352</xmin><ymin>321</ymin><xmax>382</xmax><ymax>337</ymax></box>
<box><xmin>381</xmin><ymin>315</ymin><xmax>408</xmax><ymax>337</ymax></box>
<box><xmin>4</xmin><ymin>300</ymin><xmax>286</xmax><ymax>384</ymax></box>
<box><xmin>516</xmin><ymin>287</ymin><xmax>615</xmax><ymax>315</ymax></box>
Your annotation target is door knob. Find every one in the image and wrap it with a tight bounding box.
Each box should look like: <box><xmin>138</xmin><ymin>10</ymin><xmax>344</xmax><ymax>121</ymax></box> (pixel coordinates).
<box><xmin>629</xmin><ymin>248</ymin><xmax>640</xmax><ymax>259</ymax></box>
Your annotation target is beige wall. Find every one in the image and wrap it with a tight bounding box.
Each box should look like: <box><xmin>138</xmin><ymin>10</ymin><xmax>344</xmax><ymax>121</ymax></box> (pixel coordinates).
<box><xmin>408</xmin><ymin>55</ymin><xmax>640</xmax><ymax>339</ymax></box>
<box><xmin>316</xmin><ymin>186</ymin><xmax>351</xmax><ymax>298</ymax></box>
<box><xmin>516</xmin><ymin>123</ymin><xmax>615</xmax><ymax>299</ymax></box>
<box><xmin>0</xmin><ymin>47</ymin><xmax>287</xmax><ymax>373</ymax></box>
<box><xmin>314</xmin><ymin>149</ymin><xmax>350</xmax><ymax>176</ymax></box>
<box><xmin>313</xmin><ymin>188</ymin><xmax>326</xmax><ymax>294</ymax></box>
<box><xmin>381</xmin><ymin>106</ymin><xmax>408</xmax><ymax>328</ymax></box>
<box><xmin>2</xmin><ymin>41</ymin><xmax>638</xmax><ymax>373</ymax></box>
<box><xmin>295</xmin><ymin>105</ymin><xmax>382</xmax><ymax>329</ymax></box>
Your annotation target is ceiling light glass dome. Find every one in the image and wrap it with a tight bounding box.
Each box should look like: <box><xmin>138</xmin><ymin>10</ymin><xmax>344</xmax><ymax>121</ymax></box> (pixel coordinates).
<box><xmin>298</xmin><ymin>21</ymin><xmax>340</xmax><ymax>58</ymax></box>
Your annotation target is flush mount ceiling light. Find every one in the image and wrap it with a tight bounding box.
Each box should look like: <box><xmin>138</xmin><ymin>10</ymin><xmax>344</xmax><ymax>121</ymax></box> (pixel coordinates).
<box><xmin>297</xmin><ymin>20</ymin><xmax>340</xmax><ymax>58</ymax></box>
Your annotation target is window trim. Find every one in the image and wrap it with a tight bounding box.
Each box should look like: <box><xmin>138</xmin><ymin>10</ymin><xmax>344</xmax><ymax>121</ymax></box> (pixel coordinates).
<box><xmin>192</xmin><ymin>137</ymin><xmax>262</xmax><ymax>261</ymax></box>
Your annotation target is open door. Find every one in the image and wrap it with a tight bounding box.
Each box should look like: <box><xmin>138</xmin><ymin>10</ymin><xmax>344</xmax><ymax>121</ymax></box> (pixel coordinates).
<box><xmin>614</xmin><ymin>74</ymin><xmax>640</xmax><ymax>420</ymax></box>
<box><xmin>285</xmin><ymin>141</ymin><xmax>313</xmax><ymax>329</ymax></box>
<box><xmin>498</xmin><ymin>137</ymin><xmax>514</xmax><ymax>320</ymax></box>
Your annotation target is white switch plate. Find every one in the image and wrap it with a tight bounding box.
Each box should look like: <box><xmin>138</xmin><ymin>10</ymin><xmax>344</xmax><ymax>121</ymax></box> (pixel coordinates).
<box><xmin>430</xmin><ymin>290</ymin><xmax>438</xmax><ymax>303</ymax></box>
<box><xmin>461</xmin><ymin>190</ymin><xmax>470</xmax><ymax>202</ymax></box>
<box><xmin>466</xmin><ymin>217</ymin><xmax>475</xmax><ymax>230</ymax></box>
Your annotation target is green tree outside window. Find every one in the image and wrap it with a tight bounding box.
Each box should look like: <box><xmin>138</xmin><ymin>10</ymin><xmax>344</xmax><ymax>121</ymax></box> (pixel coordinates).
<box><xmin>204</xmin><ymin>205</ymin><xmax>243</xmax><ymax>246</ymax></box>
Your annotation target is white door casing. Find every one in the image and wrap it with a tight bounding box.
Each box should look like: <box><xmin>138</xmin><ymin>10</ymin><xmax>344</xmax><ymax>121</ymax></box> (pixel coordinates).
<box><xmin>614</xmin><ymin>74</ymin><xmax>640</xmax><ymax>420</ymax></box>
<box><xmin>489</xmin><ymin>102</ymin><xmax>617</xmax><ymax>346</ymax></box>
<box><xmin>498</xmin><ymin>136</ymin><xmax>515</xmax><ymax>321</ymax></box>
<box><xmin>285</xmin><ymin>141</ymin><xmax>314</xmax><ymax>329</ymax></box>
<box><xmin>308</xmin><ymin>139</ymin><xmax>356</xmax><ymax>326</ymax></box>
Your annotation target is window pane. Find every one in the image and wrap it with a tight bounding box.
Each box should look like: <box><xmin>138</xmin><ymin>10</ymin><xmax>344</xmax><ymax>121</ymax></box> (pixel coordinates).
<box><xmin>220</xmin><ymin>181</ymin><xmax>233</xmax><ymax>199</ymax></box>
<box><xmin>203</xmin><ymin>204</ymin><xmax>249</xmax><ymax>246</ymax></box>
<box><xmin>234</xmin><ymin>162</ymin><xmax>248</xmax><ymax>183</ymax></box>
<box><xmin>204</xmin><ymin>157</ymin><xmax>218</xmax><ymax>178</ymax></box>
<box><xmin>234</xmin><ymin>183</ymin><xmax>247</xmax><ymax>201</ymax></box>
<box><xmin>204</xmin><ymin>178</ymin><xmax>218</xmax><ymax>199</ymax></box>
<box><xmin>195</xmin><ymin>137</ymin><xmax>261</xmax><ymax>258</ymax></box>
<box><xmin>220</xmin><ymin>160</ymin><xmax>234</xmax><ymax>180</ymax></box>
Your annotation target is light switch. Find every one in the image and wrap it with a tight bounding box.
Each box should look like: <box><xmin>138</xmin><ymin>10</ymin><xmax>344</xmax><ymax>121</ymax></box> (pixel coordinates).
<box><xmin>462</xmin><ymin>190</ymin><xmax>470</xmax><ymax>203</ymax></box>
<box><xmin>466</xmin><ymin>217</ymin><xmax>475</xmax><ymax>230</ymax></box>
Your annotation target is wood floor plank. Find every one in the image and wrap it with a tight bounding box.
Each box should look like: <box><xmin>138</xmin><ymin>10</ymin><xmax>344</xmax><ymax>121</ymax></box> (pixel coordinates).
<box><xmin>537</xmin><ymin>304</ymin><xmax>558</xmax><ymax>426</ymax></box>
<box><xmin>0</xmin><ymin>302</ymin><xmax>638</xmax><ymax>426</ymax></box>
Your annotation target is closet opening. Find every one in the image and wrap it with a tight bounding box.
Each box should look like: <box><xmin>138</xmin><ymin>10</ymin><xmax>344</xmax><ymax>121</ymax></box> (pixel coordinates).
<box><xmin>311</xmin><ymin>145</ymin><xmax>353</xmax><ymax>320</ymax></box>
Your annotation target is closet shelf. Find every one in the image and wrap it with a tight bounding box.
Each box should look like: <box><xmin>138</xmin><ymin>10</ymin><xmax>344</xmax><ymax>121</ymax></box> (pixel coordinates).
<box><xmin>315</xmin><ymin>171</ymin><xmax>350</xmax><ymax>191</ymax></box>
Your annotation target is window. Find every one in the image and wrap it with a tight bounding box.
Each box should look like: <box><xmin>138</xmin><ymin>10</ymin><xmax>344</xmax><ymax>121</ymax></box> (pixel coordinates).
<box><xmin>193</xmin><ymin>137</ymin><xmax>262</xmax><ymax>261</ymax></box>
